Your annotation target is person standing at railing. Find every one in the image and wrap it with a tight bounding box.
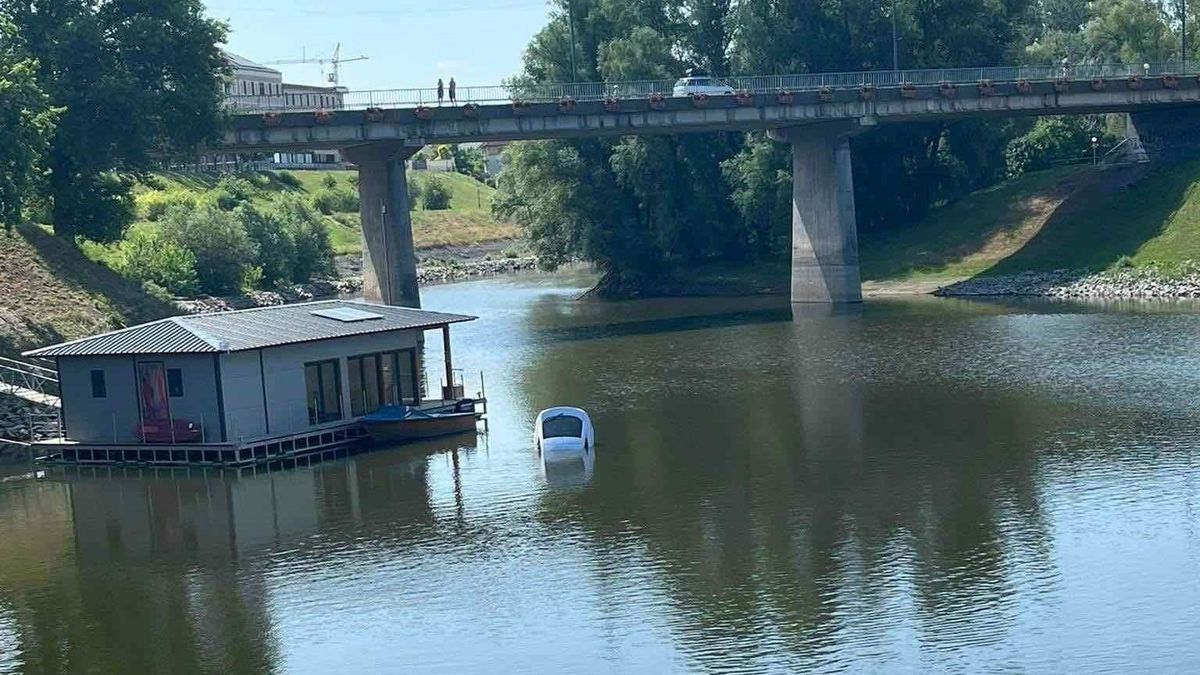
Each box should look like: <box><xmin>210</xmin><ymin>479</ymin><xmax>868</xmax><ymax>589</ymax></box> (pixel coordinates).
<box><xmin>437</xmin><ymin>78</ymin><xmax>445</xmax><ymax>105</ymax></box>
<box><xmin>449</xmin><ymin>77</ymin><xmax>458</xmax><ymax>103</ymax></box>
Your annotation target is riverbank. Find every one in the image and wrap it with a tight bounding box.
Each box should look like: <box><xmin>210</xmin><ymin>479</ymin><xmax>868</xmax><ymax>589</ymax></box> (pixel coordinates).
<box><xmin>176</xmin><ymin>255</ymin><xmax>539</xmax><ymax>313</ymax></box>
<box><xmin>935</xmin><ymin>268</ymin><xmax>1200</xmax><ymax>297</ymax></box>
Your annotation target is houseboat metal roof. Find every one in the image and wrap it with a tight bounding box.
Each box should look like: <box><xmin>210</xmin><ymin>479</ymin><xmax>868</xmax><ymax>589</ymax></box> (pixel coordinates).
<box><xmin>24</xmin><ymin>301</ymin><xmax>475</xmax><ymax>358</ymax></box>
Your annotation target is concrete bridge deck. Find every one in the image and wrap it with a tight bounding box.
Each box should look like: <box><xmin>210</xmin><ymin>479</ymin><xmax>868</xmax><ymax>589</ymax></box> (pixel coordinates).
<box><xmin>216</xmin><ymin>63</ymin><xmax>1200</xmax><ymax>306</ymax></box>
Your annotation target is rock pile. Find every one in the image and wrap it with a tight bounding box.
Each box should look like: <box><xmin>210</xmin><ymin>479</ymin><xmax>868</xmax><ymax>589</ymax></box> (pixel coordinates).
<box><xmin>936</xmin><ymin>270</ymin><xmax>1200</xmax><ymax>298</ymax></box>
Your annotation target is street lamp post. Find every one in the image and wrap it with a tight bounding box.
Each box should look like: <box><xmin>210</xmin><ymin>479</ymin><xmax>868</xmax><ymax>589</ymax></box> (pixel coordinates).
<box><xmin>1091</xmin><ymin>136</ymin><xmax>1099</xmax><ymax>167</ymax></box>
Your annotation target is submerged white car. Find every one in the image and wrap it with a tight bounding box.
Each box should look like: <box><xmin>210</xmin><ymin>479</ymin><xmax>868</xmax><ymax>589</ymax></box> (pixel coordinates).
<box><xmin>535</xmin><ymin>407</ymin><xmax>595</xmax><ymax>459</ymax></box>
<box><xmin>671</xmin><ymin>76</ymin><xmax>735</xmax><ymax>97</ymax></box>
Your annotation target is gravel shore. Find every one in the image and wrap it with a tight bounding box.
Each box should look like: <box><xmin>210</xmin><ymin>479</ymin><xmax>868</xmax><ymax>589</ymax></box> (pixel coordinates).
<box><xmin>935</xmin><ymin>269</ymin><xmax>1200</xmax><ymax>298</ymax></box>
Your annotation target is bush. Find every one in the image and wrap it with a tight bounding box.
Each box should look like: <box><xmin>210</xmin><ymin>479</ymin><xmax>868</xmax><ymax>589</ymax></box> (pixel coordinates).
<box><xmin>137</xmin><ymin>190</ymin><xmax>196</xmax><ymax>222</ymax></box>
<box><xmin>311</xmin><ymin>188</ymin><xmax>359</xmax><ymax>215</ymax></box>
<box><xmin>274</xmin><ymin>171</ymin><xmax>302</xmax><ymax>189</ymax></box>
<box><xmin>407</xmin><ymin>175</ymin><xmax>422</xmax><ymax>210</ymax></box>
<box><xmin>240</xmin><ymin>205</ymin><xmax>296</xmax><ymax>286</ymax></box>
<box><xmin>272</xmin><ymin>194</ymin><xmax>335</xmax><ymax>282</ymax></box>
<box><xmin>348</xmin><ymin>174</ymin><xmax>359</xmax><ymax>188</ymax></box>
<box><xmin>117</xmin><ymin>230</ymin><xmax>200</xmax><ymax>296</ymax></box>
<box><xmin>159</xmin><ymin>203</ymin><xmax>257</xmax><ymax>295</ymax></box>
<box><xmin>321</xmin><ymin>173</ymin><xmax>338</xmax><ymax>189</ymax></box>
<box><xmin>422</xmin><ymin>175</ymin><xmax>451</xmax><ymax>210</ymax></box>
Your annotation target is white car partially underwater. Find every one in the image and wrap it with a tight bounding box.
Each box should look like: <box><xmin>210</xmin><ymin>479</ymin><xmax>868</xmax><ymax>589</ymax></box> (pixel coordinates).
<box><xmin>535</xmin><ymin>407</ymin><xmax>595</xmax><ymax>460</ymax></box>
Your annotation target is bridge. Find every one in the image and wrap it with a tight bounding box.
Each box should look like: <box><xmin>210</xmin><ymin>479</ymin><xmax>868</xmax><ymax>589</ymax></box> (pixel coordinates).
<box><xmin>220</xmin><ymin>63</ymin><xmax>1200</xmax><ymax>305</ymax></box>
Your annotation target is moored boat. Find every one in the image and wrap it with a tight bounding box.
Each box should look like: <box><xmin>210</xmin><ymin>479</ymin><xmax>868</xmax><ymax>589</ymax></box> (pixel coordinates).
<box><xmin>362</xmin><ymin>399</ymin><xmax>482</xmax><ymax>443</ymax></box>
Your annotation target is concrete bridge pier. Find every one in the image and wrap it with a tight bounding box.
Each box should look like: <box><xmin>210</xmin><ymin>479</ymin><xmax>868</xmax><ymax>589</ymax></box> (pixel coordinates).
<box><xmin>342</xmin><ymin>142</ymin><xmax>422</xmax><ymax>307</ymax></box>
<box><xmin>770</xmin><ymin>123</ymin><xmax>863</xmax><ymax>304</ymax></box>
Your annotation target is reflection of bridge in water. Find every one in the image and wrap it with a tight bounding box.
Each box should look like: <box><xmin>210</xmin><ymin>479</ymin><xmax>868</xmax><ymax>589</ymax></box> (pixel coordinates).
<box><xmin>220</xmin><ymin>62</ymin><xmax>1200</xmax><ymax>307</ymax></box>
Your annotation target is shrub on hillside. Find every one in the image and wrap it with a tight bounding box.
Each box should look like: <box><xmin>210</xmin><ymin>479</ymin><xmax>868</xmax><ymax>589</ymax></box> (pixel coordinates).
<box><xmin>272</xmin><ymin>194</ymin><xmax>335</xmax><ymax>282</ymax></box>
<box><xmin>321</xmin><ymin>173</ymin><xmax>338</xmax><ymax>189</ymax></box>
<box><xmin>117</xmin><ymin>230</ymin><xmax>200</xmax><ymax>296</ymax></box>
<box><xmin>407</xmin><ymin>175</ymin><xmax>422</xmax><ymax>210</ymax></box>
<box><xmin>56</xmin><ymin>172</ymin><xmax>137</xmax><ymax>243</ymax></box>
<box><xmin>138</xmin><ymin>190</ymin><xmax>196</xmax><ymax>222</ymax></box>
<box><xmin>274</xmin><ymin>171</ymin><xmax>302</xmax><ymax>189</ymax></box>
<box><xmin>421</xmin><ymin>175</ymin><xmax>451</xmax><ymax>210</ymax></box>
<box><xmin>210</xmin><ymin>174</ymin><xmax>256</xmax><ymax>211</ymax></box>
<box><xmin>348</xmin><ymin>174</ymin><xmax>359</xmax><ymax>188</ymax></box>
<box><xmin>311</xmin><ymin>188</ymin><xmax>359</xmax><ymax>215</ymax></box>
<box><xmin>159</xmin><ymin>203</ymin><xmax>257</xmax><ymax>295</ymax></box>
<box><xmin>239</xmin><ymin>205</ymin><xmax>296</xmax><ymax>286</ymax></box>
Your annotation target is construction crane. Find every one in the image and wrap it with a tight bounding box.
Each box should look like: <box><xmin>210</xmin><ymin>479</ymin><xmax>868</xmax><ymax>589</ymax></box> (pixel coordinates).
<box><xmin>263</xmin><ymin>43</ymin><xmax>368</xmax><ymax>86</ymax></box>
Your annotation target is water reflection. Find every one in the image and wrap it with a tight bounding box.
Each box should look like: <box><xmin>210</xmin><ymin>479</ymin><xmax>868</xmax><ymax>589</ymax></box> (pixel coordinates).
<box><xmin>2</xmin><ymin>275</ymin><xmax>1200</xmax><ymax>673</ymax></box>
<box><xmin>541</xmin><ymin>451</ymin><xmax>595</xmax><ymax>490</ymax></box>
<box><xmin>0</xmin><ymin>435</ymin><xmax>479</xmax><ymax>675</ymax></box>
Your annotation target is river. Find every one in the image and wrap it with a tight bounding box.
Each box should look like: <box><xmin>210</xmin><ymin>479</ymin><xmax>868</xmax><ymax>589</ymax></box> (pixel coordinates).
<box><xmin>2</xmin><ymin>271</ymin><xmax>1200</xmax><ymax>674</ymax></box>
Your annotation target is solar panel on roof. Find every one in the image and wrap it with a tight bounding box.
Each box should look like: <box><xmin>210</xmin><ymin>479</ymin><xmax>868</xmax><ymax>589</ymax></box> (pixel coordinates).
<box><xmin>310</xmin><ymin>307</ymin><xmax>384</xmax><ymax>322</ymax></box>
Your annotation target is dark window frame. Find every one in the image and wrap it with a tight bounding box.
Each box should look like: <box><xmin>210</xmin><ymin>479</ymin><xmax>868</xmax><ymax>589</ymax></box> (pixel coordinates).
<box><xmin>90</xmin><ymin>370</ymin><xmax>107</xmax><ymax>398</ymax></box>
<box><xmin>304</xmin><ymin>359</ymin><xmax>343</xmax><ymax>425</ymax></box>
<box><xmin>167</xmin><ymin>368</ymin><xmax>183</xmax><ymax>398</ymax></box>
<box><xmin>348</xmin><ymin>348</ymin><xmax>419</xmax><ymax>416</ymax></box>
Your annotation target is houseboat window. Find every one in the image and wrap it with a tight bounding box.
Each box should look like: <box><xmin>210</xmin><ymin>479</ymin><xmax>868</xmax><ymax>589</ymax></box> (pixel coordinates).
<box><xmin>167</xmin><ymin>368</ymin><xmax>183</xmax><ymax>397</ymax></box>
<box><xmin>90</xmin><ymin>370</ymin><xmax>107</xmax><ymax>398</ymax></box>
<box><xmin>304</xmin><ymin>359</ymin><xmax>343</xmax><ymax>425</ymax></box>
<box><xmin>349</xmin><ymin>349</ymin><xmax>418</xmax><ymax>416</ymax></box>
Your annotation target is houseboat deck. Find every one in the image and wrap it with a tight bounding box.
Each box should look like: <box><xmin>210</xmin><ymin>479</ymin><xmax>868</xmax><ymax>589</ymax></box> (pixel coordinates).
<box><xmin>33</xmin><ymin>398</ymin><xmax>485</xmax><ymax>468</ymax></box>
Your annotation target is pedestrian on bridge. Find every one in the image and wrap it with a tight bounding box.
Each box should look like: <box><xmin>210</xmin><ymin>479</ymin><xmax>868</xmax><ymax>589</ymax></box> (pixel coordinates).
<box><xmin>437</xmin><ymin>78</ymin><xmax>445</xmax><ymax>105</ymax></box>
<box><xmin>449</xmin><ymin>77</ymin><xmax>457</xmax><ymax>103</ymax></box>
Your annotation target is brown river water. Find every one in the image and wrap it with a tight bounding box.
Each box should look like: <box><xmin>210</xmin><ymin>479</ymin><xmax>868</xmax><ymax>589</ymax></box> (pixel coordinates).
<box><xmin>2</xmin><ymin>271</ymin><xmax>1200</xmax><ymax>674</ymax></box>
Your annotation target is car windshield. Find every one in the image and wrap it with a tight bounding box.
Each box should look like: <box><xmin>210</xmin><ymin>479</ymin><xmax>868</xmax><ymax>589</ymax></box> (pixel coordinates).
<box><xmin>543</xmin><ymin>414</ymin><xmax>584</xmax><ymax>439</ymax></box>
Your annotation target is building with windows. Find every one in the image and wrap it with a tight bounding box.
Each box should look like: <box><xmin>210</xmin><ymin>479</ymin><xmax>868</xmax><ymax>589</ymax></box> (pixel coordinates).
<box><xmin>220</xmin><ymin>52</ymin><xmax>347</xmax><ymax>168</ymax></box>
<box><xmin>24</xmin><ymin>301</ymin><xmax>474</xmax><ymax>465</ymax></box>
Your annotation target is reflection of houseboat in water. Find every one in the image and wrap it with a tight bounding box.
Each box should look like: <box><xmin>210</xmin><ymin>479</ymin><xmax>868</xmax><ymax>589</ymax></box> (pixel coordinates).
<box><xmin>23</xmin><ymin>301</ymin><xmax>485</xmax><ymax>467</ymax></box>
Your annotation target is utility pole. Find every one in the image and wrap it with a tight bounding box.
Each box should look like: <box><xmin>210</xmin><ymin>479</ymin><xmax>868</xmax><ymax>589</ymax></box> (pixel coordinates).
<box><xmin>891</xmin><ymin>0</ymin><xmax>900</xmax><ymax>71</ymax></box>
<box><xmin>567</xmin><ymin>0</ymin><xmax>578</xmax><ymax>82</ymax></box>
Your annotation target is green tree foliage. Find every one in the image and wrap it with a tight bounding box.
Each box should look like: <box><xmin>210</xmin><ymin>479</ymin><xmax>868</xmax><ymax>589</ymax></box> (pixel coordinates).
<box><xmin>271</xmin><ymin>194</ymin><xmax>335</xmax><ymax>283</ymax></box>
<box><xmin>158</xmin><ymin>203</ymin><xmax>257</xmax><ymax>295</ymax></box>
<box><xmin>239</xmin><ymin>205</ymin><xmax>296</xmax><ymax>287</ymax></box>
<box><xmin>321</xmin><ymin>173</ymin><xmax>338</xmax><ymax>189</ymax></box>
<box><xmin>421</xmin><ymin>175</ymin><xmax>452</xmax><ymax>210</ymax></box>
<box><xmin>311</xmin><ymin>188</ymin><xmax>359</xmax><ymax>215</ymax></box>
<box><xmin>498</xmin><ymin>0</ymin><xmax>1179</xmax><ymax>292</ymax></box>
<box><xmin>407</xmin><ymin>175</ymin><xmax>422</xmax><ymax>211</ymax></box>
<box><xmin>0</xmin><ymin>14</ymin><xmax>58</xmax><ymax>234</ymax></box>
<box><xmin>1006</xmin><ymin>116</ymin><xmax>1111</xmax><ymax>175</ymax></box>
<box><xmin>2</xmin><ymin>0</ymin><xmax>228</xmax><ymax>241</ymax></box>
<box><xmin>117</xmin><ymin>230</ymin><xmax>199</xmax><ymax>296</ymax></box>
<box><xmin>449</xmin><ymin>144</ymin><xmax>488</xmax><ymax>183</ymax></box>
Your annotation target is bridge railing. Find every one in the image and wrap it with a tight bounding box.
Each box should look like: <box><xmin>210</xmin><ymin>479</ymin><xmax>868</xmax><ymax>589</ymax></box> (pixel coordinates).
<box><xmin>226</xmin><ymin>61</ymin><xmax>1200</xmax><ymax>113</ymax></box>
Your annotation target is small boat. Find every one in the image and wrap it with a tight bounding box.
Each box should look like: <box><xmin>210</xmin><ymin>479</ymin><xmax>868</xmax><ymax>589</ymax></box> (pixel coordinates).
<box><xmin>534</xmin><ymin>407</ymin><xmax>594</xmax><ymax>461</ymax></box>
<box><xmin>362</xmin><ymin>399</ymin><xmax>481</xmax><ymax>443</ymax></box>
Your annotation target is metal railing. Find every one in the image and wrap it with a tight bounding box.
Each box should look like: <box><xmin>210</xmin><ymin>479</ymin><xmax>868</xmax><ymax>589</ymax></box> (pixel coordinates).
<box><xmin>226</xmin><ymin>61</ymin><xmax>1200</xmax><ymax>113</ymax></box>
<box><xmin>0</xmin><ymin>356</ymin><xmax>59</xmax><ymax>400</ymax></box>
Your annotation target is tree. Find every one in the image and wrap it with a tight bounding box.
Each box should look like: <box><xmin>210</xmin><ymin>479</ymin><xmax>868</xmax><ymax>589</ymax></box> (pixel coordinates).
<box><xmin>2</xmin><ymin>0</ymin><xmax>229</xmax><ymax>241</ymax></box>
<box><xmin>421</xmin><ymin>175</ymin><xmax>452</xmax><ymax>210</ymax></box>
<box><xmin>271</xmin><ymin>194</ymin><xmax>334</xmax><ymax>283</ymax></box>
<box><xmin>159</xmin><ymin>203</ymin><xmax>257</xmax><ymax>295</ymax></box>
<box><xmin>0</xmin><ymin>14</ymin><xmax>57</xmax><ymax>234</ymax></box>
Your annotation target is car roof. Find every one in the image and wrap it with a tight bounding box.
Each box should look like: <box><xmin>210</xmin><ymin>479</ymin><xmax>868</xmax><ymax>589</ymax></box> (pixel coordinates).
<box><xmin>537</xmin><ymin>406</ymin><xmax>590</xmax><ymax>421</ymax></box>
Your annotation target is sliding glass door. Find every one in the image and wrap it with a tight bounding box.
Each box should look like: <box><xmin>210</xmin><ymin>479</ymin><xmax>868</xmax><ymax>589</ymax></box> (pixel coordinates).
<box><xmin>304</xmin><ymin>359</ymin><xmax>342</xmax><ymax>425</ymax></box>
<box><xmin>349</xmin><ymin>349</ymin><xmax>418</xmax><ymax>416</ymax></box>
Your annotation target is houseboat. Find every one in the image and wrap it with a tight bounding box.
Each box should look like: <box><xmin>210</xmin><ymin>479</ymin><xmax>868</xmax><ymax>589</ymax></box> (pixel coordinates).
<box><xmin>23</xmin><ymin>300</ymin><xmax>480</xmax><ymax>467</ymax></box>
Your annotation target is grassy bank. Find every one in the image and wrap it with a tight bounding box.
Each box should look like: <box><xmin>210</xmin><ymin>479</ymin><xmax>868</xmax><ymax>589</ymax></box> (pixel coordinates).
<box><xmin>0</xmin><ymin>224</ymin><xmax>175</xmax><ymax>355</ymax></box>
<box><xmin>82</xmin><ymin>169</ymin><xmax>520</xmax><ymax>265</ymax></box>
<box><xmin>861</xmin><ymin>159</ymin><xmax>1200</xmax><ymax>291</ymax></box>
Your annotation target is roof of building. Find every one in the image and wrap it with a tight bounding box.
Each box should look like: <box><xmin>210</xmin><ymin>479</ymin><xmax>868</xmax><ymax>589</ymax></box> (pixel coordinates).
<box><xmin>223</xmin><ymin>51</ymin><xmax>282</xmax><ymax>76</ymax></box>
<box><xmin>25</xmin><ymin>301</ymin><xmax>475</xmax><ymax>358</ymax></box>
